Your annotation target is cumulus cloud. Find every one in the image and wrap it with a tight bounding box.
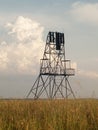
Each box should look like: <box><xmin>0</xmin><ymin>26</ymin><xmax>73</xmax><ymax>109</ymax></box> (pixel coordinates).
<box><xmin>70</xmin><ymin>2</ymin><xmax>98</xmax><ymax>25</ymax></box>
<box><xmin>0</xmin><ymin>16</ymin><xmax>44</xmax><ymax>74</ymax></box>
<box><xmin>7</xmin><ymin>16</ymin><xmax>43</xmax><ymax>42</ymax></box>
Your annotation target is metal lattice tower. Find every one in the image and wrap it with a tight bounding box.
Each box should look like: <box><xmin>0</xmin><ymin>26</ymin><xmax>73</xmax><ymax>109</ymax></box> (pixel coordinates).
<box><xmin>27</xmin><ymin>31</ymin><xmax>75</xmax><ymax>99</ymax></box>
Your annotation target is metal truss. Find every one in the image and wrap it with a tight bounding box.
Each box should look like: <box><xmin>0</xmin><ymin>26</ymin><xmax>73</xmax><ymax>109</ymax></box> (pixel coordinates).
<box><xmin>27</xmin><ymin>31</ymin><xmax>75</xmax><ymax>99</ymax></box>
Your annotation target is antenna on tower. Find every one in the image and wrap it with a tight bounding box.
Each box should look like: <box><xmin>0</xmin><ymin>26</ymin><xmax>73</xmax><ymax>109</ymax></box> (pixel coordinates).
<box><xmin>27</xmin><ymin>31</ymin><xmax>75</xmax><ymax>99</ymax></box>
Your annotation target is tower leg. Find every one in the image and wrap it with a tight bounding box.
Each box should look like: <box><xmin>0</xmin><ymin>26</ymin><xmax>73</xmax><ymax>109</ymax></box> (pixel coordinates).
<box><xmin>27</xmin><ymin>75</ymin><xmax>75</xmax><ymax>99</ymax></box>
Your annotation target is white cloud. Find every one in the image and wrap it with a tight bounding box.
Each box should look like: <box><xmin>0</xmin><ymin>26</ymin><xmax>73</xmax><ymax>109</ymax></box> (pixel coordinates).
<box><xmin>70</xmin><ymin>2</ymin><xmax>98</xmax><ymax>25</ymax></box>
<box><xmin>78</xmin><ymin>70</ymin><xmax>98</xmax><ymax>79</ymax></box>
<box><xmin>7</xmin><ymin>16</ymin><xmax>44</xmax><ymax>42</ymax></box>
<box><xmin>0</xmin><ymin>16</ymin><xmax>44</xmax><ymax>75</ymax></box>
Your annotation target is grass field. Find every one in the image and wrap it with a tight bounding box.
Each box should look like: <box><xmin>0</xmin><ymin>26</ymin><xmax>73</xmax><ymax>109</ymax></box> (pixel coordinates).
<box><xmin>0</xmin><ymin>99</ymin><xmax>98</xmax><ymax>130</ymax></box>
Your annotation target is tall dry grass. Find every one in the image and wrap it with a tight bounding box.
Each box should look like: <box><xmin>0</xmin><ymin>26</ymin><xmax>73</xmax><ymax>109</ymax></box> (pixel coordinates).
<box><xmin>0</xmin><ymin>99</ymin><xmax>98</xmax><ymax>130</ymax></box>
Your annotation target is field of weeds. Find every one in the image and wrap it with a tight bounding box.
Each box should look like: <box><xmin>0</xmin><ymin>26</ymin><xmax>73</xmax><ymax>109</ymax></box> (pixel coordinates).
<box><xmin>0</xmin><ymin>99</ymin><xmax>98</xmax><ymax>130</ymax></box>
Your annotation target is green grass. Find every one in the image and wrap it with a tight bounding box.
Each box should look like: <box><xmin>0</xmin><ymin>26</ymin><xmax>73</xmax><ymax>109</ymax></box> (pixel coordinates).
<box><xmin>0</xmin><ymin>99</ymin><xmax>98</xmax><ymax>130</ymax></box>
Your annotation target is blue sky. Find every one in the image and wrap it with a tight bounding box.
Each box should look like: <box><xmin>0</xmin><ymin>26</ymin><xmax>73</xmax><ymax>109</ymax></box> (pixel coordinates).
<box><xmin>0</xmin><ymin>0</ymin><xmax>98</xmax><ymax>98</ymax></box>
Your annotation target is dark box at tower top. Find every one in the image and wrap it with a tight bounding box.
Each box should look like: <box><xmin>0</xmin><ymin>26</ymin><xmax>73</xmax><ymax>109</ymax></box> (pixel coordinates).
<box><xmin>48</xmin><ymin>32</ymin><xmax>64</xmax><ymax>50</ymax></box>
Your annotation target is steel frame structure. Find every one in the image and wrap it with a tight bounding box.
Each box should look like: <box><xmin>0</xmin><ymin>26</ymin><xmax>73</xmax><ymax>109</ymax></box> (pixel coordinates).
<box><xmin>27</xmin><ymin>32</ymin><xmax>75</xmax><ymax>99</ymax></box>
